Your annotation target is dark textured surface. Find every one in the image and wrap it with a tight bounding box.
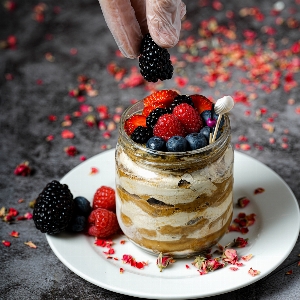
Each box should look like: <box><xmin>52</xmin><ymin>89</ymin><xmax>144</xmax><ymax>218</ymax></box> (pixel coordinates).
<box><xmin>1</xmin><ymin>0</ymin><xmax>300</xmax><ymax>299</ymax></box>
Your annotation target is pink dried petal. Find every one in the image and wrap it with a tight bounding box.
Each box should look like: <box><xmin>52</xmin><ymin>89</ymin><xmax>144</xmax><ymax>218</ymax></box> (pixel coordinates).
<box><xmin>2</xmin><ymin>240</ymin><xmax>11</xmax><ymax>247</ymax></box>
<box><xmin>10</xmin><ymin>231</ymin><xmax>19</xmax><ymax>238</ymax></box>
<box><xmin>242</xmin><ymin>254</ymin><xmax>253</xmax><ymax>261</ymax></box>
<box><xmin>248</xmin><ymin>267</ymin><xmax>260</xmax><ymax>276</ymax></box>
<box><xmin>14</xmin><ymin>161</ymin><xmax>31</xmax><ymax>176</ymax></box>
<box><xmin>61</xmin><ymin>130</ymin><xmax>74</xmax><ymax>139</ymax></box>
<box><xmin>24</xmin><ymin>212</ymin><xmax>33</xmax><ymax>219</ymax></box>
<box><xmin>229</xmin><ymin>267</ymin><xmax>239</xmax><ymax>271</ymax></box>
<box><xmin>24</xmin><ymin>241</ymin><xmax>37</xmax><ymax>248</ymax></box>
<box><xmin>64</xmin><ymin>146</ymin><xmax>77</xmax><ymax>156</ymax></box>
<box><xmin>237</xmin><ymin>197</ymin><xmax>250</xmax><ymax>208</ymax></box>
<box><xmin>89</xmin><ymin>167</ymin><xmax>98</xmax><ymax>175</ymax></box>
<box><xmin>254</xmin><ymin>187</ymin><xmax>265</xmax><ymax>194</ymax></box>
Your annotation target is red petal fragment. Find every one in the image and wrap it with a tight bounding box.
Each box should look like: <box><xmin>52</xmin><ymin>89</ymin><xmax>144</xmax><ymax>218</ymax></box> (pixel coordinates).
<box><xmin>24</xmin><ymin>241</ymin><xmax>37</xmax><ymax>249</ymax></box>
<box><xmin>2</xmin><ymin>240</ymin><xmax>11</xmax><ymax>247</ymax></box>
<box><xmin>254</xmin><ymin>187</ymin><xmax>265</xmax><ymax>194</ymax></box>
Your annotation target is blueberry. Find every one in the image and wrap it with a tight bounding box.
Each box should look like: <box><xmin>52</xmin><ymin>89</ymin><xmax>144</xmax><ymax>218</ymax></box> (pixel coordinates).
<box><xmin>186</xmin><ymin>133</ymin><xmax>207</xmax><ymax>150</ymax></box>
<box><xmin>69</xmin><ymin>215</ymin><xmax>86</xmax><ymax>232</ymax></box>
<box><xmin>166</xmin><ymin>136</ymin><xmax>188</xmax><ymax>152</ymax></box>
<box><xmin>199</xmin><ymin>126</ymin><xmax>221</xmax><ymax>142</ymax></box>
<box><xmin>74</xmin><ymin>196</ymin><xmax>91</xmax><ymax>217</ymax></box>
<box><xmin>200</xmin><ymin>110</ymin><xmax>224</xmax><ymax>128</ymax></box>
<box><xmin>146</xmin><ymin>136</ymin><xmax>166</xmax><ymax>151</ymax></box>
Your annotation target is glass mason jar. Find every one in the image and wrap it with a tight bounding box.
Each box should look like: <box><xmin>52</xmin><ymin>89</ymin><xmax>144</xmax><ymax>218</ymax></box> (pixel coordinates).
<box><xmin>115</xmin><ymin>100</ymin><xmax>234</xmax><ymax>258</ymax></box>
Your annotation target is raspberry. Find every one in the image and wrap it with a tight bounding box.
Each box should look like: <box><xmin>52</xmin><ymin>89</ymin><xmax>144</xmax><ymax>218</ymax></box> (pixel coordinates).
<box><xmin>124</xmin><ymin>114</ymin><xmax>147</xmax><ymax>135</ymax></box>
<box><xmin>93</xmin><ymin>186</ymin><xmax>116</xmax><ymax>212</ymax></box>
<box><xmin>88</xmin><ymin>208</ymin><xmax>120</xmax><ymax>238</ymax></box>
<box><xmin>169</xmin><ymin>95</ymin><xmax>195</xmax><ymax>112</ymax></box>
<box><xmin>173</xmin><ymin>103</ymin><xmax>203</xmax><ymax>134</ymax></box>
<box><xmin>153</xmin><ymin>114</ymin><xmax>186</xmax><ymax>141</ymax></box>
<box><xmin>139</xmin><ymin>33</ymin><xmax>173</xmax><ymax>82</ymax></box>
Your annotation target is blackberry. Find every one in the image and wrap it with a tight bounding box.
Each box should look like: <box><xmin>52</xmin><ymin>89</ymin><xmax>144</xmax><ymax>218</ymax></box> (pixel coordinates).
<box><xmin>33</xmin><ymin>180</ymin><xmax>74</xmax><ymax>234</ymax></box>
<box><xmin>139</xmin><ymin>33</ymin><xmax>173</xmax><ymax>82</ymax></box>
<box><xmin>146</xmin><ymin>108</ymin><xmax>168</xmax><ymax>128</ymax></box>
<box><xmin>131</xmin><ymin>126</ymin><xmax>153</xmax><ymax>144</ymax></box>
<box><xmin>169</xmin><ymin>95</ymin><xmax>194</xmax><ymax>112</ymax></box>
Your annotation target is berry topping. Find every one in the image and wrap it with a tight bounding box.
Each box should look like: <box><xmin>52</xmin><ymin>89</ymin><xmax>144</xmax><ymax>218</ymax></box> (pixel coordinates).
<box><xmin>93</xmin><ymin>186</ymin><xmax>116</xmax><ymax>212</ymax></box>
<box><xmin>88</xmin><ymin>208</ymin><xmax>120</xmax><ymax>238</ymax></box>
<box><xmin>200</xmin><ymin>126</ymin><xmax>221</xmax><ymax>142</ymax></box>
<box><xmin>33</xmin><ymin>180</ymin><xmax>74</xmax><ymax>234</ymax></box>
<box><xmin>166</xmin><ymin>136</ymin><xmax>188</xmax><ymax>152</ymax></box>
<box><xmin>153</xmin><ymin>114</ymin><xmax>186</xmax><ymax>142</ymax></box>
<box><xmin>73</xmin><ymin>196</ymin><xmax>91</xmax><ymax>217</ymax></box>
<box><xmin>146</xmin><ymin>108</ymin><xmax>169</xmax><ymax>128</ymax></box>
<box><xmin>169</xmin><ymin>95</ymin><xmax>194</xmax><ymax>111</ymax></box>
<box><xmin>185</xmin><ymin>133</ymin><xmax>208</xmax><ymax>150</ymax></box>
<box><xmin>139</xmin><ymin>33</ymin><xmax>173</xmax><ymax>82</ymax></box>
<box><xmin>190</xmin><ymin>94</ymin><xmax>213</xmax><ymax>114</ymax></box>
<box><xmin>172</xmin><ymin>103</ymin><xmax>203</xmax><ymax>134</ymax></box>
<box><xmin>146</xmin><ymin>136</ymin><xmax>166</xmax><ymax>151</ymax></box>
<box><xmin>131</xmin><ymin>126</ymin><xmax>153</xmax><ymax>144</ymax></box>
<box><xmin>124</xmin><ymin>114</ymin><xmax>147</xmax><ymax>135</ymax></box>
<box><xmin>143</xmin><ymin>90</ymin><xmax>178</xmax><ymax>114</ymax></box>
<box><xmin>201</xmin><ymin>110</ymin><xmax>224</xmax><ymax>129</ymax></box>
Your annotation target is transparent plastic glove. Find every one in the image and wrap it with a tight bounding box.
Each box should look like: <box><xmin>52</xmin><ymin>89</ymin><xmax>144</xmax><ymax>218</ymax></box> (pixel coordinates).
<box><xmin>98</xmin><ymin>0</ymin><xmax>186</xmax><ymax>59</ymax></box>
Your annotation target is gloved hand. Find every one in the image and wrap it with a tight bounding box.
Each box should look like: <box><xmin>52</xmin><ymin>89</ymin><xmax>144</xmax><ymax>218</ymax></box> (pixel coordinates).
<box><xmin>98</xmin><ymin>0</ymin><xmax>186</xmax><ymax>59</ymax></box>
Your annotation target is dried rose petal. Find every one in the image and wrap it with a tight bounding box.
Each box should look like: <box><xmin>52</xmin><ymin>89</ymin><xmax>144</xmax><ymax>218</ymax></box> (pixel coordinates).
<box><xmin>89</xmin><ymin>167</ymin><xmax>98</xmax><ymax>175</ymax></box>
<box><xmin>156</xmin><ymin>252</ymin><xmax>175</xmax><ymax>272</ymax></box>
<box><xmin>10</xmin><ymin>231</ymin><xmax>19</xmax><ymax>238</ymax></box>
<box><xmin>120</xmin><ymin>267</ymin><xmax>124</xmax><ymax>274</ymax></box>
<box><xmin>2</xmin><ymin>240</ymin><xmax>11</xmax><ymax>247</ymax></box>
<box><xmin>237</xmin><ymin>197</ymin><xmax>250</xmax><ymax>208</ymax></box>
<box><xmin>64</xmin><ymin>146</ymin><xmax>77</xmax><ymax>156</ymax></box>
<box><xmin>242</xmin><ymin>254</ymin><xmax>253</xmax><ymax>261</ymax></box>
<box><xmin>61</xmin><ymin>129</ymin><xmax>74</xmax><ymax>139</ymax></box>
<box><xmin>14</xmin><ymin>161</ymin><xmax>31</xmax><ymax>176</ymax></box>
<box><xmin>248</xmin><ymin>267</ymin><xmax>260</xmax><ymax>276</ymax></box>
<box><xmin>24</xmin><ymin>241</ymin><xmax>37</xmax><ymax>249</ymax></box>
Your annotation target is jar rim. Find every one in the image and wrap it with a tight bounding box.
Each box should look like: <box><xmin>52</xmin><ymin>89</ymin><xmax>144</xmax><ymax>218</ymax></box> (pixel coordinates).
<box><xmin>119</xmin><ymin>99</ymin><xmax>231</xmax><ymax>158</ymax></box>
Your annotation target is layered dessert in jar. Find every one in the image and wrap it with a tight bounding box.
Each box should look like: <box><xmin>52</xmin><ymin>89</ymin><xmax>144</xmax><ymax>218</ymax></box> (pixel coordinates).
<box><xmin>115</xmin><ymin>90</ymin><xmax>234</xmax><ymax>258</ymax></box>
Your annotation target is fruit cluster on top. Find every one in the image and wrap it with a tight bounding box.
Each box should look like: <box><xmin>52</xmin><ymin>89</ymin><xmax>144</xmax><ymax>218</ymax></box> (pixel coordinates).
<box><xmin>124</xmin><ymin>90</ymin><xmax>225</xmax><ymax>152</ymax></box>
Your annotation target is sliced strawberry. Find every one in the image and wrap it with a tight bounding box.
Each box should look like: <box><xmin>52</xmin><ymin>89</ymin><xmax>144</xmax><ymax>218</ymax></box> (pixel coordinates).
<box><xmin>190</xmin><ymin>94</ymin><xmax>213</xmax><ymax>114</ymax></box>
<box><xmin>143</xmin><ymin>90</ymin><xmax>178</xmax><ymax>109</ymax></box>
<box><xmin>142</xmin><ymin>103</ymin><xmax>166</xmax><ymax>117</ymax></box>
<box><xmin>153</xmin><ymin>114</ymin><xmax>186</xmax><ymax>141</ymax></box>
<box><xmin>124</xmin><ymin>114</ymin><xmax>146</xmax><ymax>135</ymax></box>
<box><xmin>173</xmin><ymin>103</ymin><xmax>203</xmax><ymax>133</ymax></box>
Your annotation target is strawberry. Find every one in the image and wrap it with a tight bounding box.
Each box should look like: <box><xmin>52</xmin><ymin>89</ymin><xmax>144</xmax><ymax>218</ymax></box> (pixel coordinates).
<box><xmin>88</xmin><ymin>208</ymin><xmax>120</xmax><ymax>238</ymax></box>
<box><xmin>142</xmin><ymin>103</ymin><xmax>166</xmax><ymax>117</ymax></box>
<box><xmin>93</xmin><ymin>186</ymin><xmax>116</xmax><ymax>211</ymax></box>
<box><xmin>172</xmin><ymin>103</ymin><xmax>203</xmax><ymax>134</ymax></box>
<box><xmin>153</xmin><ymin>114</ymin><xmax>186</xmax><ymax>141</ymax></box>
<box><xmin>190</xmin><ymin>94</ymin><xmax>213</xmax><ymax>114</ymax></box>
<box><xmin>124</xmin><ymin>114</ymin><xmax>146</xmax><ymax>135</ymax></box>
<box><xmin>143</xmin><ymin>90</ymin><xmax>178</xmax><ymax>114</ymax></box>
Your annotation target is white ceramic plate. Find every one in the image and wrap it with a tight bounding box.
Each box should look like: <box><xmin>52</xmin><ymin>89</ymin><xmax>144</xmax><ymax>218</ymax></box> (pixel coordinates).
<box><xmin>47</xmin><ymin>149</ymin><xmax>300</xmax><ymax>299</ymax></box>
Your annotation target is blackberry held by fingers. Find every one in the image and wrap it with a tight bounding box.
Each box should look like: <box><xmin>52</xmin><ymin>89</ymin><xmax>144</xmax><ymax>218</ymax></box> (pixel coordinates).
<box><xmin>33</xmin><ymin>180</ymin><xmax>74</xmax><ymax>234</ymax></box>
<box><xmin>139</xmin><ymin>33</ymin><xmax>173</xmax><ymax>82</ymax></box>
